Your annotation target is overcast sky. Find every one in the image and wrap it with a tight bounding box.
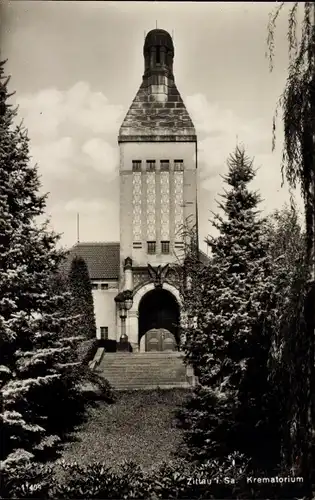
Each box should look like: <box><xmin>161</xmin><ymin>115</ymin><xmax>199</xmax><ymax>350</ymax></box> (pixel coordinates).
<box><xmin>1</xmin><ymin>1</ymin><xmax>304</xmax><ymax>251</ymax></box>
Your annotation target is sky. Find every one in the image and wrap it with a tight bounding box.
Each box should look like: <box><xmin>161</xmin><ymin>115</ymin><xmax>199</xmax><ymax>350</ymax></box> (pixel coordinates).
<box><xmin>1</xmin><ymin>1</ymin><xmax>304</xmax><ymax>251</ymax></box>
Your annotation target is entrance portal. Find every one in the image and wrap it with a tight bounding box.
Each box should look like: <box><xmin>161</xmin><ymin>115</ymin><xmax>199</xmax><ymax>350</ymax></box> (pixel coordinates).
<box><xmin>138</xmin><ymin>288</ymin><xmax>180</xmax><ymax>352</ymax></box>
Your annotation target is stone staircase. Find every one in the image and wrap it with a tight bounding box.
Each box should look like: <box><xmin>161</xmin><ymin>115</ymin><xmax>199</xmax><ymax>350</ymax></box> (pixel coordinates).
<box><xmin>94</xmin><ymin>351</ymin><xmax>196</xmax><ymax>390</ymax></box>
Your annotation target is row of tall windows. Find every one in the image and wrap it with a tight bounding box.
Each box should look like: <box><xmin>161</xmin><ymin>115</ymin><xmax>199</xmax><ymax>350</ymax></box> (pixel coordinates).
<box><xmin>132</xmin><ymin>240</ymin><xmax>183</xmax><ymax>254</ymax></box>
<box><xmin>147</xmin><ymin>240</ymin><xmax>169</xmax><ymax>254</ymax></box>
<box><xmin>132</xmin><ymin>159</ymin><xmax>184</xmax><ymax>172</ymax></box>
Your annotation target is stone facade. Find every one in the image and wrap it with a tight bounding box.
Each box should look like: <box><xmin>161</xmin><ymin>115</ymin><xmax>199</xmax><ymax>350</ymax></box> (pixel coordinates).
<box><xmin>67</xmin><ymin>29</ymin><xmax>199</xmax><ymax>352</ymax></box>
<box><xmin>117</xmin><ymin>28</ymin><xmax>198</xmax><ymax>352</ymax></box>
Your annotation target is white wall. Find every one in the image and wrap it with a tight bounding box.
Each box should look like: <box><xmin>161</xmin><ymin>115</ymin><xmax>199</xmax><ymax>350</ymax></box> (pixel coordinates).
<box><xmin>92</xmin><ymin>282</ymin><xmax>118</xmax><ymax>340</ymax></box>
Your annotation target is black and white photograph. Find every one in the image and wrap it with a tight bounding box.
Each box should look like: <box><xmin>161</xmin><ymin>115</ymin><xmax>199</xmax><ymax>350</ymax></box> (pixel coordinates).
<box><xmin>1</xmin><ymin>1</ymin><xmax>315</xmax><ymax>498</ymax></box>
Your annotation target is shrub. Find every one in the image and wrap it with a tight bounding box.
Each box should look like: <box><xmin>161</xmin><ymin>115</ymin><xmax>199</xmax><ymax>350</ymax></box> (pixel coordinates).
<box><xmin>76</xmin><ymin>339</ymin><xmax>99</xmax><ymax>365</ymax></box>
<box><xmin>2</xmin><ymin>455</ymin><xmax>306</xmax><ymax>500</ymax></box>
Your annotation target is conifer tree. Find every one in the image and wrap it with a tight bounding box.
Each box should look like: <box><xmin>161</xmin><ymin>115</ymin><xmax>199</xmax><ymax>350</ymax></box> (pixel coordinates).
<box><xmin>0</xmin><ymin>61</ymin><xmax>83</xmax><ymax>468</ymax></box>
<box><xmin>179</xmin><ymin>146</ymin><xmax>278</xmax><ymax>469</ymax></box>
<box><xmin>67</xmin><ymin>255</ymin><xmax>96</xmax><ymax>340</ymax></box>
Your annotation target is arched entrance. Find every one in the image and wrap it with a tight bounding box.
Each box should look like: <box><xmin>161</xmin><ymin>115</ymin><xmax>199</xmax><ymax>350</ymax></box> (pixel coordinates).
<box><xmin>138</xmin><ymin>288</ymin><xmax>180</xmax><ymax>352</ymax></box>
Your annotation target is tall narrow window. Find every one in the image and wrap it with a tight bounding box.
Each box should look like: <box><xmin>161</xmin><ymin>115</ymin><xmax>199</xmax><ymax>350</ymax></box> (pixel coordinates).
<box><xmin>132</xmin><ymin>160</ymin><xmax>142</xmax><ymax>171</ymax></box>
<box><xmin>146</xmin><ymin>160</ymin><xmax>156</xmax><ymax>172</ymax></box>
<box><xmin>160</xmin><ymin>160</ymin><xmax>170</xmax><ymax>172</ymax></box>
<box><xmin>174</xmin><ymin>159</ymin><xmax>184</xmax><ymax>171</ymax></box>
<box><xmin>156</xmin><ymin>46</ymin><xmax>161</xmax><ymax>64</ymax></box>
<box><xmin>100</xmin><ymin>327</ymin><xmax>108</xmax><ymax>339</ymax></box>
<box><xmin>161</xmin><ymin>241</ymin><xmax>170</xmax><ymax>254</ymax></box>
<box><xmin>147</xmin><ymin>241</ymin><xmax>156</xmax><ymax>254</ymax></box>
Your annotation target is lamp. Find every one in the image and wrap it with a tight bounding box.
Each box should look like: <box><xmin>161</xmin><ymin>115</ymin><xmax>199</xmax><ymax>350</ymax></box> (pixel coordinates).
<box><xmin>115</xmin><ymin>290</ymin><xmax>134</xmax><ymax>350</ymax></box>
<box><xmin>123</xmin><ymin>290</ymin><xmax>133</xmax><ymax>311</ymax></box>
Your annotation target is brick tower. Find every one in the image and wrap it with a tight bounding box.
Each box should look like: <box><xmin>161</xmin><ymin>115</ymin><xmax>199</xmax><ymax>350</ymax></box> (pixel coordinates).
<box><xmin>117</xmin><ymin>29</ymin><xmax>198</xmax><ymax>353</ymax></box>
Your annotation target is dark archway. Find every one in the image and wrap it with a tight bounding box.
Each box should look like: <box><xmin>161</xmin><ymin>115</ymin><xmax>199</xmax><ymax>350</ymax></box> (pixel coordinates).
<box><xmin>138</xmin><ymin>288</ymin><xmax>180</xmax><ymax>351</ymax></box>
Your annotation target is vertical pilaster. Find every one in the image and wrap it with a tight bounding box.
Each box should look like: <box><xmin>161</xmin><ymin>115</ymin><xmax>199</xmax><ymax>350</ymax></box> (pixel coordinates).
<box><xmin>156</xmin><ymin>167</ymin><xmax>161</xmax><ymax>254</ymax></box>
<box><xmin>141</xmin><ymin>169</ymin><xmax>147</xmax><ymax>247</ymax></box>
<box><xmin>169</xmin><ymin>168</ymin><xmax>175</xmax><ymax>250</ymax></box>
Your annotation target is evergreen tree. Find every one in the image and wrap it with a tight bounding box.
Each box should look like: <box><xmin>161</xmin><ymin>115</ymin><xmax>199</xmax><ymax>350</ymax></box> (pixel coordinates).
<box><xmin>0</xmin><ymin>61</ymin><xmax>83</xmax><ymax>468</ymax></box>
<box><xmin>179</xmin><ymin>146</ymin><xmax>278</xmax><ymax>469</ymax></box>
<box><xmin>67</xmin><ymin>255</ymin><xmax>96</xmax><ymax>340</ymax></box>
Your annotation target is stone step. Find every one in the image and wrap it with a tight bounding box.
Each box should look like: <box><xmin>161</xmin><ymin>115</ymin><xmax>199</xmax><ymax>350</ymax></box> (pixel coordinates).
<box><xmin>95</xmin><ymin>351</ymin><xmax>192</xmax><ymax>390</ymax></box>
<box><xmin>114</xmin><ymin>383</ymin><xmax>191</xmax><ymax>390</ymax></box>
<box><xmin>107</xmin><ymin>360</ymin><xmax>184</xmax><ymax>363</ymax></box>
<box><xmin>98</xmin><ymin>363</ymin><xmax>186</xmax><ymax>370</ymax></box>
<box><xmin>101</xmin><ymin>371</ymin><xmax>186</xmax><ymax>379</ymax></box>
<box><xmin>101</xmin><ymin>357</ymin><xmax>184</xmax><ymax>368</ymax></box>
<box><xmin>100</xmin><ymin>375</ymin><xmax>186</xmax><ymax>380</ymax></box>
<box><xmin>103</xmin><ymin>356</ymin><xmax>183</xmax><ymax>360</ymax></box>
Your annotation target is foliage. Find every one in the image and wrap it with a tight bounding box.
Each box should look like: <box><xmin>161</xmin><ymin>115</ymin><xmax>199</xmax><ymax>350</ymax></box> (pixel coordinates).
<box><xmin>267</xmin><ymin>3</ymin><xmax>315</xmax><ymax>199</ymax></box>
<box><xmin>179</xmin><ymin>146</ymin><xmax>279</xmax><ymax>470</ymax></box>
<box><xmin>66</xmin><ymin>255</ymin><xmax>96</xmax><ymax>340</ymax></box>
<box><xmin>263</xmin><ymin>204</ymin><xmax>310</xmax><ymax>476</ymax></box>
<box><xmin>172</xmin><ymin>216</ymin><xmax>207</xmax><ymax>354</ymax></box>
<box><xmin>263</xmin><ymin>203</ymin><xmax>306</xmax><ymax>356</ymax></box>
<box><xmin>267</xmin><ymin>3</ymin><xmax>315</xmax><ymax>490</ymax></box>
<box><xmin>1</xmin><ymin>457</ymin><xmax>306</xmax><ymax>500</ymax></box>
<box><xmin>0</xmin><ymin>60</ymin><xmax>87</xmax><ymax>468</ymax></box>
<box><xmin>76</xmin><ymin>339</ymin><xmax>99</xmax><ymax>365</ymax></box>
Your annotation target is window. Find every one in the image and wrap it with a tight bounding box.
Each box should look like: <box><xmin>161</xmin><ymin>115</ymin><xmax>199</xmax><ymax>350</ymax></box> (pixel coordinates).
<box><xmin>133</xmin><ymin>242</ymin><xmax>142</xmax><ymax>249</ymax></box>
<box><xmin>156</xmin><ymin>46</ymin><xmax>161</xmax><ymax>64</ymax></box>
<box><xmin>161</xmin><ymin>241</ymin><xmax>170</xmax><ymax>254</ymax></box>
<box><xmin>100</xmin><ymin>326</ymin><xmax>108</xmax><ymax>339</ymax></box>
<box><xmin>146</xmin><ymin>160</ymin><xmax>156</xmax><ymax>172</ymax></box>
<box><xmin>174</xmin><ymin>159</ymin><xmax>184</xmax><ymax>171</ymax></box>
<box><xmin>174</xmin><ymin>241</ymin><xmax>184</xmax><ymax>248</ymax></box>
<box><xmin>101</xmin><ymin>283</ymin><xmax>108</xmax><ymax>290</ymax></box>
<box><xmin>92</xmin><ymin>283</ymin><xmax>99</xmax><ymax>290</ymax></box>
<box><xmin>160</xmin><ymin>160</ymin><xmax>170</xmax><ymax>172</ymax></box>
<box><xmin>147</xmin><ymin>241</ymin><xmax>156</xmax><ymax>254</ymax></box>
<box><xmin>132</xmin><ymin>160</ymin><xmax>142</xmax><ymax>172</ymax></box>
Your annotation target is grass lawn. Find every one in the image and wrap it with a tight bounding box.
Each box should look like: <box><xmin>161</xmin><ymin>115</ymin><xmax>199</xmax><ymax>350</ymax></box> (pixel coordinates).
<box><xmin>59</xmin><ymin>389</ymin><xmax>190</xmax><ymax>471</ymax></box>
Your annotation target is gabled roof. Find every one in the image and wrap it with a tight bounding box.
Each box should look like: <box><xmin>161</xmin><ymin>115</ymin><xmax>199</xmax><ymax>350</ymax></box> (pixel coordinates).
<box><xmin>118</xmin><ymin>81</ymin><xmax>196</xmax><ymax>142</ymax></box>
<box><xmin>63</xmin><ymin>242</ymin><xmax>120</xmax><ymax>280</ymax></box>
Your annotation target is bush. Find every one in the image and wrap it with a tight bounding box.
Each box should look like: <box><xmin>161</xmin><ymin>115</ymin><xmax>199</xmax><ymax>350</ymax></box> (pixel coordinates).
<box><xmin>1</xmin><ymin>456</ymin><xmax>307</xmax><ymax>499</ymax></box>
<box><xmin>76</xmin><ymin>339</ymin><xmax>99</xmax><ymax>365</ymax></box>
<box><xmin>0</xmin><ymin>462</ymin><xmax>53</xmax><ymax>499</ymax></box>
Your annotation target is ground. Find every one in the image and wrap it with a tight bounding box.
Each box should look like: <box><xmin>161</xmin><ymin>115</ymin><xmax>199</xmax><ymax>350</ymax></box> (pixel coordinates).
<box><xmin>59</xmin><ymin>389</ymin><xmax>190</xmax><ymax>471</ymax></box>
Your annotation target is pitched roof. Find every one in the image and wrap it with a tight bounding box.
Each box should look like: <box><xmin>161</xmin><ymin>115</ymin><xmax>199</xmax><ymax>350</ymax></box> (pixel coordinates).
<box><xmin>63</xmin><ymin>242</ymin><xmax>120</xmax><ymax>280</ymax></box>
<box><xmin>118</xmin><ymin>80</ymin><xmax>196</xmax><ymax>142</ymax></box>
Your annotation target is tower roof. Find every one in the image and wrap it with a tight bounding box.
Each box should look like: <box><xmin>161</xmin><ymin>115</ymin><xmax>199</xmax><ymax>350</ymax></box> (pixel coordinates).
<box><xmin>118</xmin><ymin>28</ymin><xmax>196</xmax><ymax>143</ymax></box>
<box><xmin>143</xmin><ymin>29</ymin><xmax>174</xmax><ymax>55</ymax></box>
